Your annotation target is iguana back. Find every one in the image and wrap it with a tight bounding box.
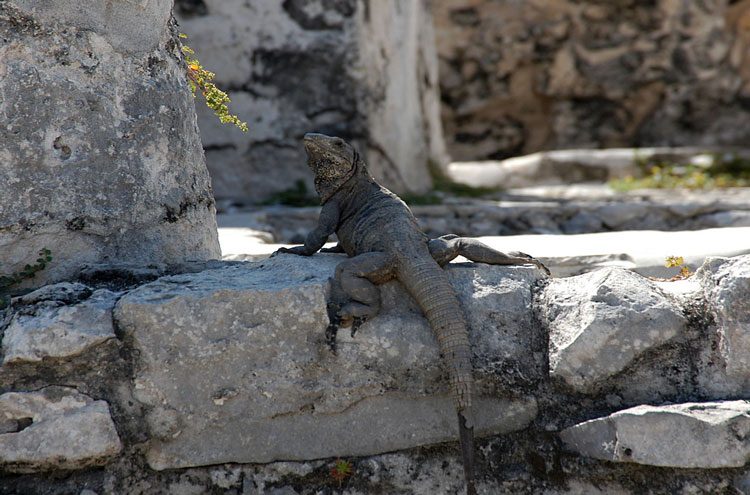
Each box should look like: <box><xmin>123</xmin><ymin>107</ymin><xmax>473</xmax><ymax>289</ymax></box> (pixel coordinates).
<box><xmin>326</xmin><ymin>168</ymin><xmax>428</xmax><ymax>258</ymax></box>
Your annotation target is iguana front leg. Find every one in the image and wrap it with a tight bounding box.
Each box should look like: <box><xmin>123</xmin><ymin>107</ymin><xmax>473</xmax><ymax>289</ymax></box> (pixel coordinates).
<box><xmin>273</xmin><ymin>201</ymin><xmax>340</xmax><ymax>256</ymax></box>
<box><xmin>429</xmin><ymin>235</ymin><xmax>551</xmax><ymax>275</ymax></box>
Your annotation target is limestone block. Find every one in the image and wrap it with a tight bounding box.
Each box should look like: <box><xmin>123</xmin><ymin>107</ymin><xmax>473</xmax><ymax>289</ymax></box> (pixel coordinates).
<box><xmin>10</xmin><ymin>0</ymin><xmax>172</xmax><ymax>54</ymax></box>
<box><xmin>696</xmin><ymin>255</ymin><xmax>750</xmax><ymax>395</ymax></box>
<box><xmin>14</xmin><ymin>282</ymin><xmax>92</xmax><ymax>306</ymax></box>
<box><xmin>2</xmin><ymin>289</ymin><xmax>118</xmax><ymax>364</ymax></box>
<box><xmin>540</xmin><ymin>268</ymin><xmax>686</xmax><ymax>391</ymax></box>
<box><xmin>560</xmin><ymin>401</ymin><xmax>750</xmax><ymax>468</ymax></box>
<box><xmin>0</xmin><ymin>387</ymin><xmax>122</xmax><ymax>472</ymax></box>
<box><xmin>0</xmin><ymin>2</ymin><xmax>220</xmax><ymax>287</ymax></box>
<box><xmin>176</xmin><ymin>0</ymin><xmax>447</xmax><ymax>201</ymax></box>
<box><xmin>114</xmin><ymin>255</ymin><xmax>542</xmax><ymax>469</ymax></box>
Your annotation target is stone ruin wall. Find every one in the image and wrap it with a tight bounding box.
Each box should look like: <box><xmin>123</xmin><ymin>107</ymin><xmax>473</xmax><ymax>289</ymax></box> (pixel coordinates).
<box><xmin>1</xmin><ymin>253</ymin><xmax>750</xmax><ymax>493</ymax></box>
<box><xmin>434</xmin><ymin>0</ymin><xmax>750</xmax><ymax>160</ymax></box>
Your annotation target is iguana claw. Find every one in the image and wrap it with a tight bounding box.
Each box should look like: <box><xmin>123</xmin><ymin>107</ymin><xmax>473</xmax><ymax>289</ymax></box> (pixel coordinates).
<box><xmin>325</xmin><ymin>320</ymin><xmax>339</xmax><ymax>353</ymax></box>
<box><xmin>535</xmin><ymin>258</ymin><xmax>551</xmax><ymax>276</ymax></box>
<box><xmin>324</xmin><ymin>313</ymin><xmax>367</xmax><ymax>353</ymax></box>
<box><xmin>325</xmin><ymin>301</ymin><xmax>344</xmax><ymax>353</ymax></box>
<box><xmin>511</xmin><ymin>251</ymin><xmax>551</xmax><ymax>276</ymax></box>
<box><xmin>350</xmin><ymin>316</ymin><xmax>366</xmax><ymax>337</ymax></box>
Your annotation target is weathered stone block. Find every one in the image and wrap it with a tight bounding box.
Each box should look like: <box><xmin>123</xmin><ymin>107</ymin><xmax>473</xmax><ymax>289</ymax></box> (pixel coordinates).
<box><xmin>696</xmin><ymin>255</ymin><xmax>750</xmax><ymax>396</ymax></box>
<box><xmin>560</xmin><ymin>401</ymin><xmax>750</xmax><ymax>468</ymax></box>
<box><xmin>11</xmin><ymin>0</ymin><xmax>172</xmax><ymax>54</ymax></box>
<box><xmin>0</xmin><ymin>1</ymin><xmax>220</xmax><ymax>287</ymax></box>
<box><xmin>0</xmin><ymin>387</ymin><xmax>121</xmax><ymax>472</ymax></box>
<box><xmin>2</xmin><ymin>289</ymin><xmax>118</xmax><ymax>364</ymax></box>
<box><xmin>541</xmin><ymin>268</ymin><xmax>686</xmax><ymax>391</ymax></box>
<box><xmin>114</xmin><ymin>255</ymin><xmax>542</xmax><ymax>469</ymax></box>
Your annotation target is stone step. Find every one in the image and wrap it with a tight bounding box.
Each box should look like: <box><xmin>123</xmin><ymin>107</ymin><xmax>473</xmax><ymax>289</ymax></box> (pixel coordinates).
<box><xmin>113</xmin><ymin>255</ymin><xmax>544</xmax><ymax>469</ymax></box>
<box><xmin>220</xmin><ymin>186</ymin><xmax>750</xmax><ymax>243</ymax></box>
<box><xmin>447</xmin><ymin>147</ymin><xmax>750</xmax><ymax>189</ymax></box>
<box><xmin>412</xmin><ymin>188</ymin><xmax>750</xmax><ymax>236</ymax></box>
<box><xmin>560</xmin><ymin>401</ymin><xmax>750</xmax><ymax>468</ymax></box>
<box><xmin>217</xmin><ymin>211</ymin><xmax>750</xmax><ymax>278</ymax></box>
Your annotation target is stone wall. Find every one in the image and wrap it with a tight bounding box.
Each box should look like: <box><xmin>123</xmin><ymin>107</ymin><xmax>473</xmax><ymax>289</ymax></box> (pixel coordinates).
<box><xmin>175</xmin><ymin>0</ymin><xmax>447</xmax><ymax>201</ymax></box>
<box><xmin>0</xmin><ymin>1</ymin><xmax>221</xmax><ymax>287</ymax></box>
<box><xmin>435</xmin><ymin>0</ymin><xmax>750</xmax><ymax>160</ymax></box>
<box><xmin>1</xmin><ymin>254</ymin><xmax>750</xmax><ymax>493</ymax></box>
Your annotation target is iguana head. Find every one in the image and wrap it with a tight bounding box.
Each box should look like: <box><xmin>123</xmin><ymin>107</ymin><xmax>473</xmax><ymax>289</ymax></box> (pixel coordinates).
<box><xmin>303</xmin><ymin>133</ymin><xmax>359</xmax><ymax>203</ymax></box>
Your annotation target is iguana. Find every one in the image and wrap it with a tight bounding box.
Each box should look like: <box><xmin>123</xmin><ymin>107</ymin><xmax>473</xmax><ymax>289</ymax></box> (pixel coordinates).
<box><xmin>275</xmin><ymin>133</ymin><xmax>550</xmax><ymax>495</ymax></box>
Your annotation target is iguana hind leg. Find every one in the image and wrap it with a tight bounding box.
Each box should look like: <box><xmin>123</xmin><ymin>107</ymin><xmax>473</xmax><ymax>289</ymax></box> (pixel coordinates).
<box><xmin>325</xmin><ymin>252</ymin><xmax>396</xmax><ymax>349</ymax></box>
<box><xmin>428</xmin><ymin>235</ymin><xmax>550</xmax><ymax>275</ymax></box>
<box><xmin>336</xmin><ymin>251</ymin><xmax>395</xmax><ymax>321</ymax></box>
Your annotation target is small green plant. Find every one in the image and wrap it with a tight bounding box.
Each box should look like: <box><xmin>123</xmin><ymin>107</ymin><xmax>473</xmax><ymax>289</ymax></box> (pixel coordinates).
<box><xmin>611</xmin><ymin>152</ymin><xmax>750</xmax><ymax>191</ymax></box>
<box><xmin>0</xmin><ymin>248</ymin><xmax>52</xmax><ymax>308</ymax></box>
<box><xmin>329</xmin><ymin>458</ymin><xmax>353</xmax><ymax>487</ymax></box>
<box><xmin>179</xmin><ymin>33</ymin><xmax>248</xmax><ymax>132</ymax></box>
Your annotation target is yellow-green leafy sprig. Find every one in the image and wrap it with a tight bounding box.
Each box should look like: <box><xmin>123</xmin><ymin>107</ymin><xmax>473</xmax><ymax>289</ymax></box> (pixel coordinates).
<box><xmin>665</xmin><ymin>255</ymin><xmax>693</xmax><ymax>279</ymax></box>
<box><xmin>179</xmin><ymin>34</ymin><xmax>248</xmax><ymax>132</ymax></box>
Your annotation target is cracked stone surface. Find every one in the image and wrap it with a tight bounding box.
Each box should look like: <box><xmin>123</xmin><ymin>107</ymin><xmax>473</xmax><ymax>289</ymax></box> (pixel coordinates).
<box><xmin>540</xmin><ymin>268</ymin><xmax>686</xmax><ymax>391</ymax></box>
<box><xmin>2</xmin><ymin>289</ymin><xmax>118</xmax><ymax>364</ymax></box>
<box><xmin>560</xmin><ymin>401</ymin><xmax>750</xmax><ymax>468</ymax></box>
<box><xmin>114</xmin><ymin>255</ymin><xmax>542</xmax><ymax>469</ymax></box>
<box><xmin>0</xmin><ymin>386</ymin><xmax>122</xmax><ymax>473</ymax></box>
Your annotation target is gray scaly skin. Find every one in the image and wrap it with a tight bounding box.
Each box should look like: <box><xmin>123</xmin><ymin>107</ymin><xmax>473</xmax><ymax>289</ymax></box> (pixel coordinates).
<box><xmin>275</xmin><ymin>133</ymin><xmax>550</xmax><ymax>495</ymax></box>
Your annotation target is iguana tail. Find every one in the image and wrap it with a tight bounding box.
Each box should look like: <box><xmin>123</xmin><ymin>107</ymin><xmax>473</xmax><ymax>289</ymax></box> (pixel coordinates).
<box><xmin>459</xmin><ymin>410</ymin><xmax>477</xmax><ymax>495</ymax></box>
<box><xmin>397</xmin><ymin>255</ymin><xmax>476</xmax><ymax>493</ymax></box>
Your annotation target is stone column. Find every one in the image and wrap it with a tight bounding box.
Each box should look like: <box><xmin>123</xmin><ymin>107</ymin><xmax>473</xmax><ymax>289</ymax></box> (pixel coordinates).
<box><xmin>0</xmin><ymin>0</ymin><xmax>221</xmax><ymax>286</ymax></box>
<box><xmin>175</xmin><ymin>0</ymin><xmax>447</xmax><ymax>201</ymax></box>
